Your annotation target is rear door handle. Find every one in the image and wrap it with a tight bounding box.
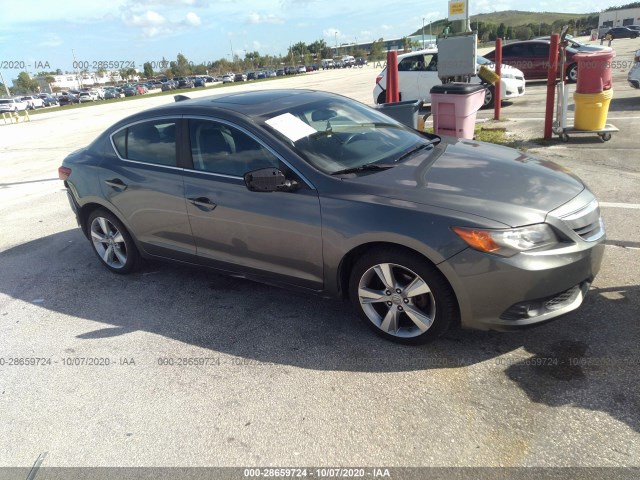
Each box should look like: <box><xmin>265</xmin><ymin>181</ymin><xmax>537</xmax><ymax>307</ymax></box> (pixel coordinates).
<box><xmin>188</xmin><ymin>197</ymin><xmax>217</xmax><ymax>211</ymax></box>
<box><xmin>104</xmin><ymin>178</ymin><xmax>128</xmax><ymax>190</ymax></box>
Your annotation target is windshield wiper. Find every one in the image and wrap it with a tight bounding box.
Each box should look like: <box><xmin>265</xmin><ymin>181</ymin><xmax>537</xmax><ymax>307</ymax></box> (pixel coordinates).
<box><xmin>331</xmin><ymin>163</ymin><xmax>395</xmax><ymax>175</ymax></box>
<box><xmin>395</xmin><ymin>143</ymin><xmax>434</xmax><ymax>162</ymax></box>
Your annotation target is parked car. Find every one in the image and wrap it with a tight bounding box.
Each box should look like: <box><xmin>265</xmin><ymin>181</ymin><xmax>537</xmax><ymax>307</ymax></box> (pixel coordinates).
<box><xmin>58</xmin><ymin>89</ymin><xmax>605</xmax><ymax>344</ymax></box>
<box><xmin>536</xmin><ymin>35</ymin><xmax>612</xmax><ymax>52</ymax></box>
<box><xmin>177</xmin><ymin>78</ymin><xmax>194</xmax><ymax>88</ymax></box>
<box><xmin>222</xmin><ymin>74</ymin><xmax>235</xmax><ymax>84</ymax></box>
<box><xmin>257</xmin><ymin>71</ymin><xmax>267</xmax><ymax>79</ymax></box>
<box><xmin>247</xmin><ymin>72</ymin><xmax>257</xmax><ymax>80</ymax></box>
<box><xmin>20</xmin><ymin>95</ymin><xmax>45</xmax><ymax>109</ymax></box>
<box><xmin>104</xmin><ymin>88</ymin><xmax>123</xmax><ymax>99</ymax></box>
<box><xmin>284</xmin><ymin>66</ymin><xmax>296</xmax><ymax>75</ymax></box>
<box><xmin>194</xmin><ymin>77</ymin><xmax>207</xmax><ymax>87</ymax></box>
<box><xmin>58</xmin><ymin>92</ymin><xmax>79</xmax><ymax>105</ymax></box>
<box><xmin>78</xmin><ymin>92</ymin><xmax>95</xmax><ymax>103</ymax></box>
<box><xmin>373</xmin><ymin>48</ymin><xmax>525</xmax><ymax>108</ymax></box>
<box><xmin>0</xmin><ymin>98</ymin><xmax>27</xmax><ymax>112</ymax></box>
<box><xmin>234</xmin><ymin>73</ymin><xmax>247</xmax><ymax>82</ymax></box>
<box><xmin>123</xmin><ymin>86</ymin><xmax>138</xmax><ymax>97</ymax></box>
<box><xmin>484</xmin><ymin>40</ymin><xmax>579</xmax><ymax>82</ymax></box>
<box><xmin>355</xmin><ymin>57</ymin><xmax>368</xmax><ymax>66</ymax></box>
<box><xmin>297</xmin><ymin>65</ymin><xmax>307</xmax><ymax>73</ymax></box>
<box><xmin>38</xmin><ymin>93</ymin><xmax>59</xmax><ymax>106</ymax></box>
<box><xmin>628</xmin><ymin>48</ymin><xmax>640</xmax><ymax>88</ymax></box>
<box><xmin>275</xmin><ymin>68</ymin><xmax>285</xmax><ymax>76</ymax></box>
<box><xmin>321</xmin><ymin>59</ymin><xmax>335</xmax><ymax>69</ymax></box>
<box><xmin>600</xmin><ymin>27</ymin><xmax>638</xmax><ymax>39</ymax></box>
<box><xmin>341</xmin><ymin>55</ymin><xmax>356</xmax><ymax>67</ymax></box>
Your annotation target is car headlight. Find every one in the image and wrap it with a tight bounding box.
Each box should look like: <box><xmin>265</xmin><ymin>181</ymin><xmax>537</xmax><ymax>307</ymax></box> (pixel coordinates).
<box><xmin>452</xmin><ymin>224</ymin><xmax>558</xmax><ymax>257</ymax></box>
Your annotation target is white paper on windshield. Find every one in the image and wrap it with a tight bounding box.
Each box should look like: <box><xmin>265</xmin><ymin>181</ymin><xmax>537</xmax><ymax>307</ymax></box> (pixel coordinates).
<box><xmin>265</xmin><ymin>113</ymin><xmax>317</xmax><ymax>142</ymax></box>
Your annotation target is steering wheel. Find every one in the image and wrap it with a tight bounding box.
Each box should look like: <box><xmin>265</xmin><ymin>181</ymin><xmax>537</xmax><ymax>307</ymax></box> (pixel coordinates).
<box><xmin>343</xmin><ymin>131</ymin><xmax>373</xmax><ymax>146</ymax></box>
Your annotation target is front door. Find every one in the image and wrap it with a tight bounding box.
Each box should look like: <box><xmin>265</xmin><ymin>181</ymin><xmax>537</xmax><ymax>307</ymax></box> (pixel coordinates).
<box><xmin>182</xmin><ymin>118</ymin><xmax>324</xmax><ymax>289</ymax></box>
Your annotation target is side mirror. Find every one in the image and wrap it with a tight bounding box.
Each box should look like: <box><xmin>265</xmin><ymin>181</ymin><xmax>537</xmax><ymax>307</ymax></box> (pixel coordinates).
<box><xmin>244</xmin><ymin>168</ymin><xmax>298</xmax><ymax>192</ymax></box>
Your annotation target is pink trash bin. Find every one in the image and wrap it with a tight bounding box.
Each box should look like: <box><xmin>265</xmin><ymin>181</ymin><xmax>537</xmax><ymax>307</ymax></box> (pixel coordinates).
<box><xmin>430</xmin><ymin>83</ymin><xmax>486</xmax><ymax>139</ymax></box>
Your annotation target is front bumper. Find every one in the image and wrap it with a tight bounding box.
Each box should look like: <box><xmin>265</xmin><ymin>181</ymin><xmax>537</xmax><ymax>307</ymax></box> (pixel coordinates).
<box><xmin>500</xmin><ymin>77</ymin><xmax>526</xmax><ymax>99</ymax></box>
<box><xmin>444</xmin><ymin>240</ymin><xmax>604</xmax><ymax>331</ymax></box>
<box><xmin>441</xmin><ymin>190</ymin><xmax>605</xmax><ymax>331</ymax></box>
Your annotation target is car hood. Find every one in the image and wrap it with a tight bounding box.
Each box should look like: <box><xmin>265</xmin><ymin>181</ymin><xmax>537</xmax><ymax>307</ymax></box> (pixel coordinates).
<box><xmin>480</xmin><ymin>62</ymin><xmax>524</xmax><ymax>79</ymax></box>
<box><xmin>345</xmin><ymin>136</ymin><xmax>584</xmax><ymax>227</ymax></box>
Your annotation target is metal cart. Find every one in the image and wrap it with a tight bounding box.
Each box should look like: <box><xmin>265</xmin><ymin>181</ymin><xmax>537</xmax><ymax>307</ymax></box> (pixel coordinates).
<box><xmin>552</xmin><ymin>27</ymin><xmax>618</xmax><ymax>142</ymax></box>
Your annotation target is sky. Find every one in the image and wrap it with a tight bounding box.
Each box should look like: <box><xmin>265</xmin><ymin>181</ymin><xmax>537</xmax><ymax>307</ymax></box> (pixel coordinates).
<box><xmin>0</xmin><ymin>0</ymin><xmax>623</xmax><ymax>82</ymax></box>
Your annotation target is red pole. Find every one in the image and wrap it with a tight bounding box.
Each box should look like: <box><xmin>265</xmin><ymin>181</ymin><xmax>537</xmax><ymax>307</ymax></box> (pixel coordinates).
<box><xmin>494</xmin><ymin>38</ymin><xmax>502</xmax><ymax>120</ymax></box>
<box><xmin>386</xmin><ymin>50</ymin><xmax>399</xmax><ymax>103</ymax></box>
<box><xmin>544</xmin><ymin>34</ymin><xmax>559</xmax><ymax>140</ymax></box>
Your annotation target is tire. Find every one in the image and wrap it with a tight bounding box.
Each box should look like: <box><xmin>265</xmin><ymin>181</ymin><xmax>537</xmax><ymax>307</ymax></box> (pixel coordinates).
<box><xmin>482</xmin><ymin>85</ymin><xmax>495</xmax><ymax>108</ymax></box>
<box><xmin>349</xmin><ymin>248</ymin><xmax>457</xmax><ymax>344</ymax></box>
<box><xmin>87</xmin><ymin>209</ymin><xmax>139</xmax><ymax>274</ymax></box>
<box><xmin>377</xmin><ymin>91</ymin><xmax>386</xmax><ymax>104</ymax></box>
<box><xmin>567</xmin><ymin>63</ymin><xmax>578</xmax><ymax>83</ymax></box>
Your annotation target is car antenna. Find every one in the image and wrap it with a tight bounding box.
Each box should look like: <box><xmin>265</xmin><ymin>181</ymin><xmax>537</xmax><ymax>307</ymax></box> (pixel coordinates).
<box><xmin>174</xmin><ymin>95</ymin><xmax>191</xmax><ymax>102</ymax></box>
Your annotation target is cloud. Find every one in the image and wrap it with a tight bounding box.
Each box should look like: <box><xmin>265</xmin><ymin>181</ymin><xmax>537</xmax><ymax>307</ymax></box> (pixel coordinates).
<box><xmin>323</xmin><ymin>28</ymin><xmax>341</xmax><ymax>39</ymax></box>
<box><xmin>121</xmin><ymin>8</ymin><xmax>204</xmax><ymax>37</ymax></box>
<box><xmin>184</xmin><ymin>12</ymin><xmax>201</xmax><ymax>26</ymax></box>
<box><xmin>38</xmin><ymin>34</ymin><xmax>63</xmax><ymax>48</ymax></box>
<box><xmin>246</xmin><ymin>13</ymin><xmax>285</xmax><ymax>24</ymax></box>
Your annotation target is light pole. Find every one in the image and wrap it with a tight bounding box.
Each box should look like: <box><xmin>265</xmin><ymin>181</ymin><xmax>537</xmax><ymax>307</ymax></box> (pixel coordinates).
<box><xmin>422</xmin><ymin>17</ymin><xmax>425</xmax><ymax>49</ymax></box>
<box><xmin>335</xmin><ymin>32</ymin><xmax>338</xmax><ymax>55</ymax></box>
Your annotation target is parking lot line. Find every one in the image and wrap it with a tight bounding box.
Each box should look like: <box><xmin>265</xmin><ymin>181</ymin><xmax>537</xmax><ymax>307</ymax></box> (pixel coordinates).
<box><xmin>600</xmin><ymin>202</ymin><xmax>640</xmax><ymax>209</ymax></box>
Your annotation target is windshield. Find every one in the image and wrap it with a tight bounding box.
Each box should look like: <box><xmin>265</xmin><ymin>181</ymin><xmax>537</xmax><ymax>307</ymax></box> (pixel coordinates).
<box><xmin>263</xmin><ymin>97</ymin><xmax>434</xmax><ymax>174</ymax></box>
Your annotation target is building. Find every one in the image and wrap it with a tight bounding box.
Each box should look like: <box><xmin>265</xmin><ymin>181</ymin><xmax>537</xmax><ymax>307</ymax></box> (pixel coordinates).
<box><xmin>599</xmin><ymin>7</ymin><xmax>640</xmax><ymax>29</ymax></box>
<box><xmin>331</xmin><ymin>35</ymin><xmax>437</xmax><ymax>57</ymax></box>
<box><xmin>33</xmin><ymin>70</ymin><xmax>138</xmax><ymax>93</ymax></box>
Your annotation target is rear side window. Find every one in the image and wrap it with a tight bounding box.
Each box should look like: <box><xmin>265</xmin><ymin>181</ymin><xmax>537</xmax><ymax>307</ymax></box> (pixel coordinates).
<box><xmin>111</xmin><ymin>120</ymin><xmax>177</xmax><ymax>167</ymax></box>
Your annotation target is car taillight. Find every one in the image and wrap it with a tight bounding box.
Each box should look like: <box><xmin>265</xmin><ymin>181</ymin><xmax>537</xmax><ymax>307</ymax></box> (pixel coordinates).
<box><xmin>58</xmin><ymin>166</ymin><xmax>71</xmax><ymax>180</ymax></box>
<box><xmin>376</xmin><ymin>75</ymin><xmax>383</xmax><ymax>84</ymax></box>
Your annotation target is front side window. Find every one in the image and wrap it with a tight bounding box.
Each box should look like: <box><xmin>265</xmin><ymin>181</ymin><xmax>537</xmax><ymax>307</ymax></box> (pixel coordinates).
<box><xmin>188</xmin><ymin>119</ymin><xmax>279</xmax><ymax>177</ymax></box>
<box><xmin>111</xmin><ymin>120</ymin><xmax>177</xmax><ymax>167</ymax></box>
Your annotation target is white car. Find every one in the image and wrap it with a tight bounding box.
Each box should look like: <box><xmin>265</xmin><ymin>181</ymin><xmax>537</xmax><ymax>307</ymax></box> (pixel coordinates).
<box><xmin>0</xmin><ymin>98</ymin><xmax>27</xmax><ymax>112</ymax></box>
<box><xmin>373</xmin><ymin>48</ymin><xmax>526</xmax><ymax>108</ymax></box>
<box><xmin>628</xmin><ymin>49</ymin><xmax>640</xmax><ymax>89</ymax></box>
<box><xmin>20</xmin><ymin>95</ymin><xmax>45</xmax><ymax>109</ymax></box>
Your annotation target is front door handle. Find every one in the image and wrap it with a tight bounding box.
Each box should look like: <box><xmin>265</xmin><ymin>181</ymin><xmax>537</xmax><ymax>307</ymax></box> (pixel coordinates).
<box><xmin>104</xmin><ymin>178</ymin><xmax>128</xmax><ymax>190</ymax></box>
<box><xmin>188</xmin><ymin>197</ymin><xmax>217</xmax><ymax>211</ymax></box>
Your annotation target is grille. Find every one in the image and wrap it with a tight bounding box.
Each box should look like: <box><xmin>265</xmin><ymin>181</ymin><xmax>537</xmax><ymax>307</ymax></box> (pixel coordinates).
<box><xmin>559</xmin><ymin>199</ymin><xmax>604</xmax><ymax>242</ymax></box>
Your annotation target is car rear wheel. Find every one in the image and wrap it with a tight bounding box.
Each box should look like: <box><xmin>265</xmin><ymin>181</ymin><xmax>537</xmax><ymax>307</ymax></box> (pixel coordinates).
<box><xmin>567</xmin><ymin>63</ymin><xmax>578</xmax><ymax>83</ymax></box>
<box><xmin>349</xmin><ymin>248</ymin><xmax>457</xmax><ymax>344</ymax></box>
<box><xmin>87</xmin><ymin>209</ymin><xmax>138</xmax><ymax>274</ymax></box>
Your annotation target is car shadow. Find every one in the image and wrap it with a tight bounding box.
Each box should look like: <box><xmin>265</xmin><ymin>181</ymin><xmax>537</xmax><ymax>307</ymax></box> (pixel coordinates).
<box><xmin>1</xmin><ymin>229</ymin><xmax>639</xmax><ymax>430</ymax></box>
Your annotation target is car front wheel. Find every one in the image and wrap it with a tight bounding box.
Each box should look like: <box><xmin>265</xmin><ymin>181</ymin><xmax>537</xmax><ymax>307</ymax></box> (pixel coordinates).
<box><xmin>349</xmin><ymin>248</ymin><xmax>457</xmax><ymax>344</ymax></box>
<box><xmin>567</xmin><ymin>63</ymin><xmax>578</xmax><ymax>83</ymax></box>
<box><xmin>87</xmin><ymin>209</ymin><xmax>138</xmax><ymax>274</ymax></box>
<box><xmin>482</xmin><ymin>85</ymin><xmax>495</xmax><ymax>108</ymax></box>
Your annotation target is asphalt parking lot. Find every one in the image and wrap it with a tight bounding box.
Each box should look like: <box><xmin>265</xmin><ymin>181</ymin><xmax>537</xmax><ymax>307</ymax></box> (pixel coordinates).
<box><xmin>1</xmin><ymin>38</ymin><xmax>639</xmax><ymax>477</ymax></box>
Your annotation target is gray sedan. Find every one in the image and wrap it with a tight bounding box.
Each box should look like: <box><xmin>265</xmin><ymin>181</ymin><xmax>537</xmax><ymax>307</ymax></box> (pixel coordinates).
<box><xmin>58</xmin><ymin>90</ymin><xmax>605</xmax><ymax>344</ymax></box>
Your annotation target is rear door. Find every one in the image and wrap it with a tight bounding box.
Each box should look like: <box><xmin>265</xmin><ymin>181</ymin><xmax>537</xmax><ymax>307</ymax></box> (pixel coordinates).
<box><xmin>101</xmin><ymin>117</ymin><xmax>196</xmax><ymax>261</ymax></box>
<box><xmin>182</xmin><ymin>117</ymin><xmax>324</xmax><ymax>289</ymax></box>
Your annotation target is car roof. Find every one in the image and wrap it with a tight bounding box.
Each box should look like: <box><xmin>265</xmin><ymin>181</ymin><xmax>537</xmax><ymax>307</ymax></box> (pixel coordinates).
<box><xmin>397</xmin><ymin>48</ymin><xmax>438</xmax><ymax>59</ymax></box>
<box><xmin>116</xmin><ymin>89</ymin><xmax>338</xmax><ymax>123</ymax></box>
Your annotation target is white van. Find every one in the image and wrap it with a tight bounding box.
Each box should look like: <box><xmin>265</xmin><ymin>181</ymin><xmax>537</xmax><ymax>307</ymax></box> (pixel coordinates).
<box><xmin>321</xmin><ymin>59</ymin><xmax>335</xmax><ymax>69</ymax></box>
<box><xmin>341</xmin><ymin>55</ymin><xmax>355</xmax><ymax>67</ymax></box>
<box><xmin>372</xmin><ymin>48</ymin><xmax>526</xmax><ymax>108</ymax></box>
